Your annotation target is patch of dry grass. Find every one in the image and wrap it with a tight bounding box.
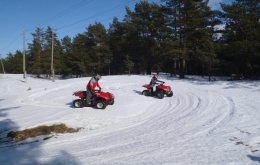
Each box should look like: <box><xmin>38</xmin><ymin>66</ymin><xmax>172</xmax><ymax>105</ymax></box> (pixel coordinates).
<box><xmin>7</xmin><ymin>123</ymin><xmax>82</xmax><ymax>142</ymax></box>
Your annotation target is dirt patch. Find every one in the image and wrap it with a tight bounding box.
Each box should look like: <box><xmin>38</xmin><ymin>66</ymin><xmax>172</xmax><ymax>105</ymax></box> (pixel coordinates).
<box><xmin>7</xmin><ymin>123</ymin><xmax>82</xmax><ymax>142</ymax></box>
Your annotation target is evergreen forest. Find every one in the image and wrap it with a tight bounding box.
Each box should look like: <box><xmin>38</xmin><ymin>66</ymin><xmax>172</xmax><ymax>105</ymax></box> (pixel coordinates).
<box><xmin>2</xmin><ymin>0</ymin><xmax>260</xmax><ymax>79</ymax></box>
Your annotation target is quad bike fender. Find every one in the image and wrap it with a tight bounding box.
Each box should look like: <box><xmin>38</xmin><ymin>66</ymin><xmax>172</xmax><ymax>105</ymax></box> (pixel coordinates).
<box><xmin>142</xmin><ymin>84</ymin><xmax>152</xmax><ymax>89</ymax></box>
<box><xmin>108</xmin><ymin>98</ymin><xmax>115</xmax><ymax>105</ymax></box>
<box><xmin>166</xmin><ymin>91</ymin><xmax>172</xmax><ymax>94</ymax></box>
<box><xmin>93</xmin><ymin>98</ymin><xmax>106</xmax><ymax>104</ymax></box>
<box><xmin>73</xmin><ymin>91</ymin><xmax>86</xmax><ymax>99</ymax></box>
<box><xmin>93</xmin><ymin>92</ymin><xmax>114</xmax><ymax>101</ymax></box>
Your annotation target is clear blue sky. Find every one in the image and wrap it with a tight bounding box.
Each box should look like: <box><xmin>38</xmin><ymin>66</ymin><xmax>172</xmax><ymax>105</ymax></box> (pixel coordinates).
<box><xmin>0</xmin><ymin>0</ymin><xmax>224</xmax><ymax>59</ymax></box>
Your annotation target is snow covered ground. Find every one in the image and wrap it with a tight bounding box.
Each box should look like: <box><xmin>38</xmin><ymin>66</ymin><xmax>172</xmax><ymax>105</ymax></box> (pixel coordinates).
<box><xmin>0</xmin><ymin>74</ymin><xmax>260</xmax><ymax>165</ymax></box>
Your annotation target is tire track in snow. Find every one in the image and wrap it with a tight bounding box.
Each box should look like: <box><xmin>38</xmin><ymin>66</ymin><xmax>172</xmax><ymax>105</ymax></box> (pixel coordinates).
<box><xmin>2</xmin><ymin>79</ymin><xmax>236</xmax><ymax>164</ymax></box>
<box><xmin>0</xmin><ymin>81</ymin><xmax>16</xmax><ymax>97</ymax></box>
<box><xmin>166</xmin><ymin>88</ymin><xmax>235</xmax><ymax>142</ymax></box>
<box><xmin>32</xmin><ymin>84</ymin><xmax>236</xmax><ymax>164</ymax></box>
<box><xmin>16</xmin><ymin>84</ymin><xmax>72</xmax><ymax>108</ymax></box>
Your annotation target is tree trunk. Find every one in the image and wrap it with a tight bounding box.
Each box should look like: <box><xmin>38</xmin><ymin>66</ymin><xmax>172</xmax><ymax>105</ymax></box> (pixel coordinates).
<box><xmin>180</xmin><ymin>58</ymin><xmax>186</xmax><ymax>78</ymax></box>
<box><xmin>208</xmin><ymin>60</ymin><xmax>211</xmax><ymax>81</ymax></box>
<box><xmin>173</xmin><ymin>59</ymin><xmax>176</xmax><ymax>76</ymax></box>
<box><xmin>146</xmin><ymin>54</ymin><xmax>151</xmax><ymax>74</ymax></box>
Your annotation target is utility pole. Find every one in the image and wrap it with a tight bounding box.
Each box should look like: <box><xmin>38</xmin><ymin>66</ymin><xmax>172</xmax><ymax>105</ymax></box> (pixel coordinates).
<box><xmin>51</xmin><ymin>28</ymin><xmax>55</xmax><ymax>82</ymax></box>
<box><xmin>23</xmin><ymin>28</ymin><xmax>27</xmax><ymax>82</ymax></box>
<box><xmin>0</xmin><ymin>54</ymin><xmax>5</xmax><ymax>74</ymax></box>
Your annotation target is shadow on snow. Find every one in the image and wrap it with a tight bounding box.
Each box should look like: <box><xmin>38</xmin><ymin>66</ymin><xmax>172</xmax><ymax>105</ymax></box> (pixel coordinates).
<box><xmin>0</xmin><ymin>101</ymin><xmax>80</xmax><ymax>165</ymax></box>
<box><xmin>247</xmin><ymin>155</ymin><xmax>260</xmax><ymax>163</ymax></box>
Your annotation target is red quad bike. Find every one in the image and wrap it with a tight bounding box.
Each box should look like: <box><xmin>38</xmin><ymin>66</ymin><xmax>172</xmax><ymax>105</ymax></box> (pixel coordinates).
<box><xmin>142</xmin><ymin>82</ymin><xmax>173</xmax><ymax>99</ymax></box>
<box><xmin>72</xmin><ymin>89</ymin><xmax>114</xmax><ymax>109</ymax></box>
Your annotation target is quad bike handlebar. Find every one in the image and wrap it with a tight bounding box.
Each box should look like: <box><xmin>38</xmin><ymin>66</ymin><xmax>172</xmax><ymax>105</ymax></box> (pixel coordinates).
<box><xmin>93</xmin><ymin>88</ymin><xmax>102</xmax><ymax>92</ymax></box>
<box><xmin>156</xmin><ymin>81</ymin><xmax>165</xmax><ymax>85</ymax></box>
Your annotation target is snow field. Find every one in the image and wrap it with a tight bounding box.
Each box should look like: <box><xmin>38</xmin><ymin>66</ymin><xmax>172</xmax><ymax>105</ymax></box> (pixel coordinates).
<box><xmin>0</xmin><ymin>74</ymin><xmax>260</xmax><ymax>164</ymax></box>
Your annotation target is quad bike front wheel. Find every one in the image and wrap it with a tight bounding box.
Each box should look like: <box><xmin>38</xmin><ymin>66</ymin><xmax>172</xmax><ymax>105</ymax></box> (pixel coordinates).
<box><xmin>156</xmin><ymin>91</ymin><xmax>164</xmax><ymax>99</ymax></box>
<box><xmin>73</xmin><ymin>99</ymin><xmax>83</xmax><ymax>108</ymax></box>
<box><xmin>166</xmin><ymin>91</ymin><xmax>173</xmax><ymax>97</ymax></box>
<box><xmin>109</xmin><ymin>99</ymin><xmax>114</xmax><ymax>105</ymax></box>
<box><xmin>95</xmin><ymin>100</ymin><xmax>107</xmax><ymax>109</ymax></box>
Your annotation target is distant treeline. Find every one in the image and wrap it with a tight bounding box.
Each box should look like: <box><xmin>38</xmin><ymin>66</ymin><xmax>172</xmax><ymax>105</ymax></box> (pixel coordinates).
<box><xmin>2</xmin><ymin>0</ymin><xmax>260</xmax><ymax>79</ymax></box>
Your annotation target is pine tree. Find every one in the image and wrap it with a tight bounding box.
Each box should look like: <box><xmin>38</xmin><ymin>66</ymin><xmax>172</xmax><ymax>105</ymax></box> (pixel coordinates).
<box><xmin>125</xmin><ymin>1</ymin><xmax>166</xmax><ymax>74</ymax></box>
<box><xmin>220</xmin><ymin>0</ymin><xmax>260</xmax><ymax>78</ymax></box>
<box><xmin>124</xmin><ymin>55</ymin><xmax>135</xmax><ymax>75</ymax></box>
<box><xmin>72</xmin><ymin>33</ymin><xmax>90</xmax><ymax>77</ymax></box>
<box><xmin>108</xmin><ymin>17</ymin><xmax>127</xmax><ymax>74</ymax></box>
<box><xmin>85</xmin><ymin>22</ymin><xmax>112</xmax><ymax>75</ymax></box>
<box><xmin>161</xmin><ymin>0</ymin><xmax>221</xmax><ymax>78</ymax></box>
<box><xmin>4</xmin><ymin>51</ymin><xmax>23</xmax><ymax>73</ymax></box>
<box><xmin>27</xmin><ymin>27</ymin><xmax>45</xmax><ymax>77</ymax></box>
<box><xmin>60</xmin><ymin>35</ymin><xmax>73</xmax><ymax>76</ymax></box>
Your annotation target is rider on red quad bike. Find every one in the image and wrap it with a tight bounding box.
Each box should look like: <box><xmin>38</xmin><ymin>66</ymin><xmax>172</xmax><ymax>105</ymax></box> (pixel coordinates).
<box><xmin>149</xmin><ymin>74</ymin><xmax>164</xmax><ymax>94</ymax></box>
<box><xmin>86</xmin><ymin>74</ymin><xmax>102</xmax><ymax>105</ymax></box>
<box><xmin>72</xmin><ymin>89</ymin><xmax>114</xmax><ymax>109</ymax></box>
<box><xmin>142</xmin><ymin>74</ymin><xmax>173</xmax><ymax>99</ymax></box>
<box><xmin>72</xmin><ymin>74</ymin><xmax>115</xmax><ymax>109</ymax></box>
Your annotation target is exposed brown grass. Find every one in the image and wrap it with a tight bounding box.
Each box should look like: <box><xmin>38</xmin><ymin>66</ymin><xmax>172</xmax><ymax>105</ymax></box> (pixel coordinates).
<box><xmin>7</xmin><ymin>123</ymin><xmax>82</xmax><ymax>142</ymax></box>
<box><xmin>235</xmin><ymin>141</ymin><xmax>243</xmax><ymax>145</ymax></box>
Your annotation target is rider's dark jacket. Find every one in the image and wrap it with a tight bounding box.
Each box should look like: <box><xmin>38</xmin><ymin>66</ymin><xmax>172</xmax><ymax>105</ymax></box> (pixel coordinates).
<box><xmin>149</xmin><ymin>77</ymin><xmax>163</xmax><ymax>87</ymax></box>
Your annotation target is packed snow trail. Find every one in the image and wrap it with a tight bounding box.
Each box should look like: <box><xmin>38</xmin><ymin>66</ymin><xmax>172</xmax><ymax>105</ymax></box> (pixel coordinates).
<box><xmin>0</xmin><ymin>74</ymin><xmax>259</xmax><ymax>165</ymax></box>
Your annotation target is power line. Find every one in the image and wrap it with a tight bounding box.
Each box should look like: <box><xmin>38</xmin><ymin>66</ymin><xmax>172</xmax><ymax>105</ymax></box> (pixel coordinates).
<box><xmin>58</xmin><ymin>13</ymin><xmax>126</xmax><ymax>35</ymax></box>
<box><xmin>1</xmin><ymin>0</ymin><xmax>233</xmax><ymax>56</ymax></box>
<box><xmin>27</xmin><ymin>0</ymin><xmax>137</xmax><ymax>38</ymax></box>
<box><xmin>0</xmin><ymin>34</ymin><xmax>22</xmax><ymax>53</ymax></box>
<box><xmin>57</xmin><ymin>0</ymin><xmax>136</xmax><ymax>30</ymax></box>
<box><xmin>27</xmin><ymin>0</ymin><xmax>94</xmax><ymax>31</ymax></box>
<box><xmin>59</xmin><ymin>15</ymin><xmax>127</xmax><ymax>34</ymax></box>
<box><xmin>57</xmin><ymin>0</ymin><xmax>232</xmax><ymax>34</ymax></box>
<box><xmin>1</xmin><ymin>0</ymin><xmax>136</xmax><ymax>56</ymax></box>
<box><xmin>57</xmin><ymin>0</ymin><xmax>231</xmax><ymax>34</ymax></box>
<box><xmin>1</xmin><ymin>0</ymin><xmax>94</xmax><ymax>56</ymax></box>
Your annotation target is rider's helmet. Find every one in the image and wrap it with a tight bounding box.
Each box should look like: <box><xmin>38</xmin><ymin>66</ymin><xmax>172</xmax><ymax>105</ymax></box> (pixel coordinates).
<box><xmin>94</xmin><ymin>74</ymin><xmax>101</xmax><ymax>81</ymax></box>
<box><xmin>153</xmin><ymin>74</ymin><xmax>158</xmax><ymax>80</ymax></box>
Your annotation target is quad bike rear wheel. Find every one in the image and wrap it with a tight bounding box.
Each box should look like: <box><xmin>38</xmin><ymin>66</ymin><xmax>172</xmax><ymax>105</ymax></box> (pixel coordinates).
<box><xmin>73</xmin><ymin>99</ymin><xmax>83</xmax><ymax>108</ymax></box>
<box><xmin>95</xmin><ymin>100</ymin><xmax>107</xmax><ymax>109</ymax></box>
<box><xmin>142</xmin><ymin>90</ymin><xmax>150</xmax><ymax>96</ymax></box>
